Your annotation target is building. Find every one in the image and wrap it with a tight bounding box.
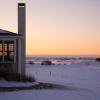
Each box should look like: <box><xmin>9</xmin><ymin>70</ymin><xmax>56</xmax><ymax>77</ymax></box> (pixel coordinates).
<box><xmin>0</xmin><ymin>3</ymin><xmax>26</xmax><ymax>78</ymax></box>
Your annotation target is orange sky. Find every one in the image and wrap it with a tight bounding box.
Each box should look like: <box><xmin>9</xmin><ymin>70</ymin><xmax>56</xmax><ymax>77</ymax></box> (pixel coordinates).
<box><xmin>0</xmin><ymin>0</ymin><xmax>100</xmax><ymax>56</ymax></box>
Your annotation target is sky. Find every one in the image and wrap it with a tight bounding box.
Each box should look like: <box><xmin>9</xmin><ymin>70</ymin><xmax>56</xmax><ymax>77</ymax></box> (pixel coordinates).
<box><xmin>0</xmin><ymin>0</ymin><xmax>100</xmax><ymax>56</ymax></box>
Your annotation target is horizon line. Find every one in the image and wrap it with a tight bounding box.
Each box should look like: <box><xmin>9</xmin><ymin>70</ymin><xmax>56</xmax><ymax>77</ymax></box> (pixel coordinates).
<box><xmin>26</xmin><ymin>54</ymin><xmax>100</xmax><ymax>57</ymax></box>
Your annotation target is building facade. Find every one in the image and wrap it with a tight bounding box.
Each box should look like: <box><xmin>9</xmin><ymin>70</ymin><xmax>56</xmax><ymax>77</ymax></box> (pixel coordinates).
<box><xmin>0</xmin><ymin>3</ymin><xmax>26</xmax><ymax>78</ymax></box>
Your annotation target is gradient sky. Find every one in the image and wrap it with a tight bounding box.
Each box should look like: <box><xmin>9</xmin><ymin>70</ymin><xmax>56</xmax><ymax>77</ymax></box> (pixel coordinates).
<box><xmin>0</xmin><ymin>0</ymin><xmax>100</xmax><ymax>55</ymax></box>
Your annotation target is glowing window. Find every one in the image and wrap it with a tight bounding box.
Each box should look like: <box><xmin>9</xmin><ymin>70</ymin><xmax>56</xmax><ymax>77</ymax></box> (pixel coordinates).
<box><xmin>4</xmin><ymin>41</ymin><xmax>14</xmax><ymax>62</ymax></box>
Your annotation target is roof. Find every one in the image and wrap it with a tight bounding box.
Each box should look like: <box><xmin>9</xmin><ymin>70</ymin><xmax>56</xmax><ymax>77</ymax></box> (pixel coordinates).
<box><xmin>0</xmin><ymin>29</ymin><xmax>19</xmax><ymax>36</ymax></box>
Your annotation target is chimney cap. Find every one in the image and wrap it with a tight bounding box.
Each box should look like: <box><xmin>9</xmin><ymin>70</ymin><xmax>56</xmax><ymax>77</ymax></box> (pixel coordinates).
<box><xmin>18</xmin><ymin>3</ymin><xmax>25</xmax><ymax>7</ymax></box>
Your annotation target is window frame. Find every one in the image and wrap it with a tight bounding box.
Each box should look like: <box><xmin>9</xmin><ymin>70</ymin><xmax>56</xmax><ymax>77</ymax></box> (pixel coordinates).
<box><xmin>0</xmin><ymin>40</ymin><xmax>16</xmax><ymax>63</ymax></box>
<box><xmin>0</xmin><ymin>41</ymin><xmax>3</xmax><ymax>62</ymax></box>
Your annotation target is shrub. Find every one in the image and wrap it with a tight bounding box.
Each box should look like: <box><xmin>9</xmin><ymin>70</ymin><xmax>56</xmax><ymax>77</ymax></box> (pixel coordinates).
<box><xmin>15</xmin><ymin>74</ymin><xmax>36</xmax><ymax>82</ymax></box>
<box><xmin>96</xmin><ymin>58</ymin><xmax>100</xmax><ymax>62</ymax></box>
<box><xmin>0</xmin><ymin>69</ymin><xmax>36</xmax><ymax>82</ymax></box>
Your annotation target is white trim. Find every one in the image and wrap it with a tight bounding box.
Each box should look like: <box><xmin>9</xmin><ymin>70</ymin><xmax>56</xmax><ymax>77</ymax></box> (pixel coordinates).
<box><xmin>14</xmin><ymin>40</ymin><xmax>16</xmax><ymax>63</ymax></box>
<box><xmin>2</xmin><ymin>40</ymin><xmax>4</xmax><ymax>62</ymax></box>
<box><xmin>0</xmin><ymin>35</ymin><xmax>23</xmax><ymax>38</ymax></box>
<box><xmin>18</xmin><ymin>39</ymin><xmax>21</xmax><ymax>74</ymax></box>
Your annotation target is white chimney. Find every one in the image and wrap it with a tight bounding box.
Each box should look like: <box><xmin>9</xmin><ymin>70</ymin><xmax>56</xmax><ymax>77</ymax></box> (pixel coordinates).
<box><xmin>18</xmin><ymin>3</ymin><xmax>26</xmax><ymax>36</ymax></box>
<box><xmin>18</xmin><ymin>3</ymin><xmax>26</xmax><ymax>76</ymax></box>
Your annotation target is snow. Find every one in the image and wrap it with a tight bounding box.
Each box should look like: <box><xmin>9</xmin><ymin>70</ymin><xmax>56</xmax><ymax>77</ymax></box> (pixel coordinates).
<box><xmin>0</xmin><ymin>81</ymin><xmax>34</xmax><ymax>87</ymax></box>
<box><xmin>0</xmin><ymin>57</ymin><xmax>100</xmax><ymax>100</ymax></box>
<box><xmin>0</xmin><ymin>89</ymin><xmax>99</xmax><ymax>100</ymax></box>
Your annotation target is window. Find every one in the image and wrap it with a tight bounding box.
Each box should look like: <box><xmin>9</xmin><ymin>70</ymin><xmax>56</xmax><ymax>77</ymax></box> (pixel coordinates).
<box><xmin>0</xmin><ymin>40</ymin><xmax>15</xmax><ymax>63</ymax></box>
<box><xmin>4</xmin><ymin>41</ymin><xmax>14</xmax><ymax>62</ymax></box>
<box><xmin>0</xmin><ymin>41</ymin><xmax>3</xmax><ymax>62</ymax></box>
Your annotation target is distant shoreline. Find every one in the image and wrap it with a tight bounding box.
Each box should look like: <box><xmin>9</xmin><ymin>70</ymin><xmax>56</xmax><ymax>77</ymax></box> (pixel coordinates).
<box><xmin>26</xmin><ymin>55</ymin><xmax>100</xmax><ymax>58</ymax></box>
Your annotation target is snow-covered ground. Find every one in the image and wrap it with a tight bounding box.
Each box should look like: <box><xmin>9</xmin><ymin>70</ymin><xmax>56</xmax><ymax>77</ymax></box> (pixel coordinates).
<box><xmin>0</xmin><ymin>82</ymin><xmax>35</xmax><ymax>87</ymax></box>
<box><xmin>0</xmin><ymin>57</ymin><xmax>100</xmax><ymax>100</ymax></box>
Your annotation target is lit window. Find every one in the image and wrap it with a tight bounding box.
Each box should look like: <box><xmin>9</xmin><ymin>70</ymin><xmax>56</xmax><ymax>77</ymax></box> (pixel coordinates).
<box><xmin>9</xmin><ymin>44</ymin><xmax>14</xmax><ymax>51</ymax></box>
<box><xmin>0</xmin><ymin>52</ymin><xmax>2</xmax><ymax>62</ymax></box>
<box><xmin>4</xmin><ymin>41</ymin><xmax>14</xmax><ymax>62</ymax></box>
<box><xmin>0</xmin><ymin>41</ymin><xmax>3</xmax><ymax>51</ymax></box>
<box><xmin>0</xmin><ymin>44</ymin><xmax>2</xmax><ymax>51</ymax></box>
